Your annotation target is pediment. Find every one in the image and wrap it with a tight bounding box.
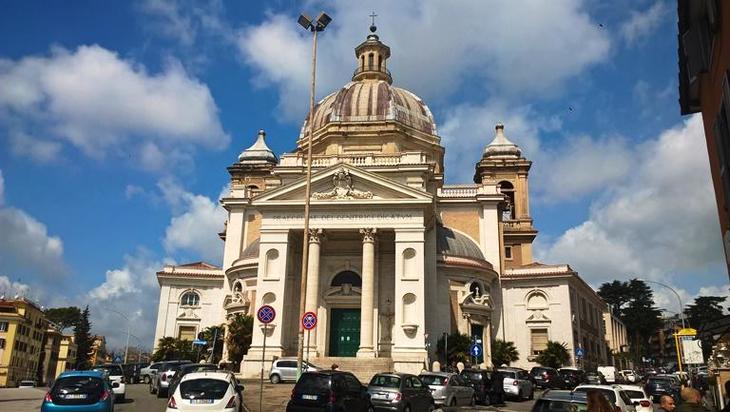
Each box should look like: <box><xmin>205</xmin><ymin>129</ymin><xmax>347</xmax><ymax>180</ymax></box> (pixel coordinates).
<box><xmin>252</xmin><ymin>163</ymin><xmax>432</xmax><ymax>205</ymax></box>
<box><xmin>526</xmin><ymin>310</ymin><xmax>551</xmax><ymax>323</ymax></box>
<box><xmin>177</xmin><ymin>308</ymin><xmax>200</xmax><ymax>321</ymax></box>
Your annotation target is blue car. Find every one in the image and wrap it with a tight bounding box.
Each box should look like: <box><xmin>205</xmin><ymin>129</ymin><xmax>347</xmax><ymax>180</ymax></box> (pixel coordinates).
<box><xmin>42</xmin><ymin>370</ymin><xmax>116</xmax><ymax>411</ymax></box>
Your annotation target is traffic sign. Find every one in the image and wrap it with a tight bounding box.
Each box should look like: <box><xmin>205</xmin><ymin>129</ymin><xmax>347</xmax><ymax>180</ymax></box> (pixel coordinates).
<box><xmin>114</xmin><ymin>356</ymin><xmax>123</xmax><ymax>364</ymax></box>
<box><xmin>470</xmin><ymin>343</ymin><xmax>483</xmax><ymax>357</ymax></box>
<box><xmin>257</xmin><ymin>305</ymin><xmax>276</xmax><ymax>324</ymax></box>
<box><xmin>192</xmin><ymin>339</ymin><xmax>207</xmax><ymax>346</ymax></box>
<box><xmin>575</xmin><ymin>347</ymin><xmax>585</xmax><ymax>358</ymax></box>
<box><xmin>302</xmin><ymin>311</ymin><xmax>317</xmax><ymax>330</ymax></box>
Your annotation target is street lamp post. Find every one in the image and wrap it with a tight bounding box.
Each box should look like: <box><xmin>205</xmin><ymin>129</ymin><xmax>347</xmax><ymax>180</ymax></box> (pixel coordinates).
<box><xmin>295</xmin><ymin>11</ymin><xmax>332</xmax><ymax>378</ymax></box>
<box><xmin>103</xmin><ymin>307</ymin><xmax>131</xmax><ymax>364</ymax></box>
<box><xmin>638</xmin><ymin>278</ymin><xmax>687</xmax><ymax>328</ymax></box>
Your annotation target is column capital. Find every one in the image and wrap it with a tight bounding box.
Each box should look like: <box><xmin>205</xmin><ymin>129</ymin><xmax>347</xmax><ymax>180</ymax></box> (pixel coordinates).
<box><xmin>359</xmin><ymin>228</ymin><xmax>377</xmax><ymax>243</ymax></box>
<box><xmin>308</xmin><ymin>228</ymin><xmax>324</xmax><ymax>244</ymax></box>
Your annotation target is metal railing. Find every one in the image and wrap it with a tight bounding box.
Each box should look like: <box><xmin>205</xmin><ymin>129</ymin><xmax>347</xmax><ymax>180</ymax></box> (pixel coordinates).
<box><xmin>353</xmin><ymin>65</ymin><xmax>392</xmax><ymax>80</ymax></box>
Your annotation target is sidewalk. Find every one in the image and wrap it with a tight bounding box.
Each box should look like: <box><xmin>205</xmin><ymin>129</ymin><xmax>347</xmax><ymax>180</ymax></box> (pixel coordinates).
<box><xmin>241</xmin><ymin>379</ymin><xmax>294</xmax><ymax>412</ymax></box>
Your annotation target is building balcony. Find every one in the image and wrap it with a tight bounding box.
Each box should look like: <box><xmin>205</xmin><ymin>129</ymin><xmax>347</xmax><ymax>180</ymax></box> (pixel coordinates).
<box><xmin>279</xmin><ymin>151</ymin><xmax>430</xmax><ymax>168</ymax></box>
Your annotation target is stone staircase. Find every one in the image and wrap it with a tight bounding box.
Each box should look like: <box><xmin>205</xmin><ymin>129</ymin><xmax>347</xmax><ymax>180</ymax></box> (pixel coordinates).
<box><xmin>312</xmin><ymin>357</ymin><xmax>393</xmax><ymax>383</ymax></box>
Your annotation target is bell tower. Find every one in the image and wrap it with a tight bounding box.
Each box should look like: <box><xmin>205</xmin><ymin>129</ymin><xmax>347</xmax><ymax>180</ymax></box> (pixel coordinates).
<box><xmin>474</xmin><ymin>123</ymin><xmax>537</xmax><ymax>268</ymax></box>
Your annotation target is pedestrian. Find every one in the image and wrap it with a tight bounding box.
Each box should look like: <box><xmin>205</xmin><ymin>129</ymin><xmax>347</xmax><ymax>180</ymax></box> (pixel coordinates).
<box><xmin>491</xmin><ymin>370</ymin><xmax>505</xmax><ymax>405</ymax></box>
<box><xmin>657</xmin><ymin>395</ymin><xmax>677</xmax><ymax>412</ymax></box>
<box><xmin>677</xmin><ymin>388</ymin><xmax>711</xmax><ymax>412</ymax></box>
<box><xmin>331</xmin><ymin>363</ymin><xmax>339</xmax><ymax>371</ymax></box>
<box><xmin>586</xmin><ymin>390</ymin><xmax>613</xmax><ymax>412</ymax></box>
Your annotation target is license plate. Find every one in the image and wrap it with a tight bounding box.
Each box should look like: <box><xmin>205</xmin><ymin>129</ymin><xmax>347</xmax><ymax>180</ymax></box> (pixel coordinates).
<box><xmin>191</xmin><ymin>399</ymin><xmax>214</xmax><ymax>404</ymax></box>
<box><xmin>65</xmin><ymin>394</ymin><xmax>87</xmax><ymax>399</ymax></box>
<box><xmin>372</xmin><ymin>393</ymin><xmax>388</xmax><ymax>399</ymax></box>
<box><xmin>302</xmin><ymin>394</ymin><xmax>318</xmax><ymax>400</ymax></box>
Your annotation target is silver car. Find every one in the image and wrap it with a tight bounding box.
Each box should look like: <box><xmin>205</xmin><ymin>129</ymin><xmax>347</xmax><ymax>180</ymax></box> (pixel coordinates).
<box><xmin>269</xmin><ymin>357</ymin><xmax>319</xmax><ymax>383</ymax></box>
<box><xmin>419</xmin><ymin>372</ymin><xmax>475</xmax><ymax>407</ymax></box>
<box><xmin>498</xmin><ymin>368</ymin><xmax>534</xmax><ymax>400</ymax></box>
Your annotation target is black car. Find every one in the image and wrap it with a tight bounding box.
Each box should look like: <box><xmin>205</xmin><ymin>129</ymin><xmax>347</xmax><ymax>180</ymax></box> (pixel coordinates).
<box><xmin>644</xmin><ymin>376</ymin><xmax>680</xmax><ymax>402</ymax></box>
<box><xmin>367</xmin><ymin>372</ymin><xmax>434</xmax><ymax>412</ymax></box>
<box><xmin>530</xmin><ymin>390</ymin><xmax>595</xmax><ymax>412</ymax></box>
<box><xmin>287</xmin><ymin>370</ymin><xmax>374</xmax><ymax>412</ymax></box>
<box><xmin>460</xmin><ymin>368</ymin><xmax>502</xmax><ymax>405</ymax></box>
<box><xmin>167</xmin><ymin>363</ymin><xmax>219</xmax><ymax>399</ymax></box>
<box><xmin>529</xmin><ymin>367</ymin><xmax>563</xmax><ymax>389</ymax></box>
<box><xmin>121</xmin><ymin>363</ymin><xmax>143</xmax><ymax>384</ymax></box>
<box><xmin>557</xmin><ymin>368</ymin><xmax>587</xmax><ymax>389</ymax></box>
<box><xmin>585</xmin><ymin>371</ymin><xmax>607</xmax><ymax>385</ymax></box>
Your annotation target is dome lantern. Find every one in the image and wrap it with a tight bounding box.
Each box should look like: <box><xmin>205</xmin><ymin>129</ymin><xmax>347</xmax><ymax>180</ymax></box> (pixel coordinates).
<box><xmin>352</xmin><ymin>23</ymin><xmax>392</xmax><ymax>84</ymax></box>
<box><xmin>238</xmin><ymin>129</ymin><xmax>277</xmax><ymax>165</ymax></box>
<box><xmin>483</xmin><ymin>123</ymin><xmax>522</xmax><ymax>159</ymax></box>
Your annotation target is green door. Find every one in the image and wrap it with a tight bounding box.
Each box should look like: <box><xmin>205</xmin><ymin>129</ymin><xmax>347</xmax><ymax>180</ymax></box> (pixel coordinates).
<box><xmin>329</xmin><ymin>308</ymin><xmax>360</xmax><ymax>357</ymax></box>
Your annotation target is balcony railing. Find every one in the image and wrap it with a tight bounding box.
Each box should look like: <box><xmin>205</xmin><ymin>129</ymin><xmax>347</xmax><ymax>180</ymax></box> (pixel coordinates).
<box><xmin>279</xmin><ymin>152</ymin><xmax>429</xmax><ymax>168</ymax></box>
<box><xmin>353</xmin><ymin>65</ymin><xmax>392</xmax><ymax>82</ymax></box>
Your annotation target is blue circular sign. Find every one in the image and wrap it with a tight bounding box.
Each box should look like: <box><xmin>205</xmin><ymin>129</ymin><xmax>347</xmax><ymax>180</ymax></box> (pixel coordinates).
<box><xmin>470</xmin><ymin>343</ymin><xmax>482</xmax><ymax>357</ymax></box>
<box><xmin>575</xmin><ymin>347</ymin><xmax>585</xmax><ymax>358</ymax></box>
<box><xmin>302</xmin><ymin>311</ymin><xmax>317</xmax><ymax>330</ymax></box>
<box><xmin>257</xmin><ymin>305</ymin><xmax>276</xmax><ymax>324</ymax></box>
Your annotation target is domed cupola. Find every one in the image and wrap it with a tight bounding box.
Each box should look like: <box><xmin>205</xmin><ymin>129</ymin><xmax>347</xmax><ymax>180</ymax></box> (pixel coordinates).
<box><xmin>238</xmin><ymin>129</ymin><xmax>277</xmax><ymax>165</ymax></box>
<box><xmin>352</xmin><ymin>23</ymin><xmax>392</xmax><ymax>84</ymax></box>
<box><xmin>483</xmin><ymin>123</ymin><xmax>521</xmax><ymax>159</ymax></box>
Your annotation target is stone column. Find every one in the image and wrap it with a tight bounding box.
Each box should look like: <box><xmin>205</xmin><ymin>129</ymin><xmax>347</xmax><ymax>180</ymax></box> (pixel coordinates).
<box><xmin>358</xmin><ymin>228</ymin><xmax>377</xmax><ymax>357</ymax></box>
<box><xmin>304</xmin><ymin>229</ymin><xmax>323</xmax><ymax>355</ymax></box>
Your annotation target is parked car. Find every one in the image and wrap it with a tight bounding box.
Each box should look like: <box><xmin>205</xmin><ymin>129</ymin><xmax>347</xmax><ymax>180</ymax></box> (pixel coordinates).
<box><xmin>150</xmin><ymin>360</ymin><xmax>192</xmax><ymax>398</ymax></box>
<box><xmin>573</xmin><ymin>384</ymin><xmax>636</xmax><ymax>412</ymax></box>
<box><xmin>269</xmin><ymin>357</ymin><xmax>320</xmax><ymax>383</ymax></box>
<box><xmin>167</xmin><ymin>363</ymin><xmax>219</xmax><ymax>399</ymax></box>
<box><xmin>499</xmin><ymin>368</ymin><xmax>534</xmax><ymax>400</ymax></box>
<box><xmin>42</xmin><ymin>370</ymin><xmax>116</xmax><ymax>412</ymax></box>
<box><xmin>367</xmin><ymin>372</ymin><xmax>434</xmax><ymax>412</ymax></box>
<box><xmin>419</xmin><ymin>372</ymin><xmax>475</xmax><ymax>407</ymax></box>
<box><xmin>530</xmin><ymin>366</ymin><xmax>563</xmax><ymax>389</ymax></box>
<box><xmin>598</xmin><ymin>366</ymin><xmax>618</xmax><ymax>383</ymax></box>
<box><xmin>122</xmin><ymin>363</ymin><xmax>143</xmax><ymax>384</ymax></box>
<box><xmin>166</xmin><ymin>371</ymin><xmax>243</xmax><ymax>412</ymax></box>
<box><xmin>558</xmin><ymin>368</ymin><xmax>587</xmax><ymax>389</ymax></box>
<box><xmin>141</xmin><ymin>362</ymin><xmax>163</xmax><ymax>384</ymax></box>
<box><xmin>19</xmin><ymin>379</ymin><xmax>37</xmax><ymax>388</ymax></box>
<box><xmin>620</xmin><ymin>370</ymin><xmax>639</xmax><ymax>383</ymax></box>
<box><xmin>93</xmin><ymin>364</ymin><xmax>126</xmax><ymax>401</ymax></box>
<box><xmin>461</xmin><ymin>368</ymin><xmax>502</xmax><ymax>405</ymax></box>
<box><xmin>585</xmin><ymin>371</ymin><xmax>607</xmax><ymax>385</ymax></box>
<box><xmin>286</xmin><ymin>370</ymin><xmax>373</xmax><ymax>412</ymax></box>
<box><xmin>644</xmin><ymin>376</ymin><xmax>680</xmax><ymax>403</ymax></box>
<box><xmin>619</xmin><ymin>384</ymin><xmax>653</xmax><ymax>412</ymax></box>
<box><xmin>530</xmin><ymin>390</ymin><xmax>592</xmax><ymax>412</ymax></box>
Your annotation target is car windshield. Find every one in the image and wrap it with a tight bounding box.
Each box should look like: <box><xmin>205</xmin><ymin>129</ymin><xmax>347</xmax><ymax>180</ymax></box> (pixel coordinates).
<box><xmin>573</xmin><ymin>388</ymin><xmax>616</xmax><ymax>403</ymax></box>
<box><xmin>180</xmin><ymin>379</ymin><xmax>230</xmax><ymax>400</ymax></box>
<box><xmin>297</xmin><ymin>374</ymin><xmax>330</xmax><ymax>392</ymax></box>
<box><xmin>500</xmin><ymin>371</ymin><xmax>517</xmax><ymax>379</ymax></box>
<box><xmin>420</xmin><ymin>375</ymin><xmax>448</xmax><ymax>386</ymax></box>
<box><xmin>182</xmin><ymin>364</ymin><xmax>218</xmax><ymax>374</ymax></box>
<box><xmin>560</xmin><ymin>370</ymin><xmax>580</xmax><ymax>376</ymax></box>
<box><xmin>533</xmin><ymin>399</ymin><xmax>588</xmax><ymax>412</ymax></box>
<box><xmin>625</xmin><ymin>390</ymin><xmax>644</xmax><ymax>399</ymax></box>
<box><xmin>648</xmin><ymin>378</ymin><xmax>672</xmax><ymax>384</ymax></box>
<box><xmin>96</xmin><ymin>365</ymin><xmax>123</xmax><ymax>375</ymax></box>
<box><xmin>369</xmin><ymin>375</ymin><xmax>401</xmax><ymax>388</ymax></box>
<box><xmin>464</xmin><ymin>372</ymin><xmax>483</xmax><ymax>381</ymax></box>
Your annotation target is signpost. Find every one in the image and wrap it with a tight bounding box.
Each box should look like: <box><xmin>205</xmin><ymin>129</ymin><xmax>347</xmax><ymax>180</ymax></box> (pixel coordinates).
<box><xmin>674</xmin><ymin>328</ymin><xmax>697</xmax><ymax>374</ymax></box>
<box><xmin>257</xmin><ymin>305</ymin><xmax>276</xmax><ymax>412</ymax></box>
<box><xmin>301</xmin><ymin>311</ymin><xmax>317</xmax><ymax>370</ymax></box>
<box><xmin>575</xmin><ymin>347</ymin><xmax>585</xmax><ymax>358</ymax></box>
<box><xmin>470</xmin><ymin>343</ymin><xmax>483</xmax><ymax>365</ymax></box>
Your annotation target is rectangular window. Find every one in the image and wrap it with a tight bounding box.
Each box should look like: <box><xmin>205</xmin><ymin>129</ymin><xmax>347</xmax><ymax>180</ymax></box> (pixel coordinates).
<box><xmin>0</xmin><ymin>338</ymin><xmax>5</xmax><ymax>349</ymax></box>
<box><xmin>504</xmin><ymin>246</ymin><xmax>513</xmax><ymax>260</ymax></box>
<box><xmin>0</xmin><ymin>321</ymin><xmax>8</xmax><ymax>332</ymax></box>
<box><xmin>531</xmin><ymin>328</ymin><xmax>548</xmax><ymax>355</ymax></box>
<box><xmin>178</xmin><ymin>325</ymin><xmax>197</xmax><ymax>341</ymax></box>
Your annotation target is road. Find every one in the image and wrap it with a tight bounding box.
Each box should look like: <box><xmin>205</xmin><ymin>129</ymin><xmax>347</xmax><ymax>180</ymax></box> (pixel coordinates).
<box><xmin>0</xmin><ymin>382</ymin><xmax>539</xmax><ymax>412</ymax></box>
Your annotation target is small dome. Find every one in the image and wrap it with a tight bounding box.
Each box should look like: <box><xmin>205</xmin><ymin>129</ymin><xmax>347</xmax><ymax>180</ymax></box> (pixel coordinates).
<box><xmin>241</xmin><ymin>238</ymin><xmax>260</xmax><ymax>260</ymax></box>
<box><xmin>299</xmin><ymin>80</ymin><xmax>437</xmax><ymax>139</ymax></box>
<box><xmin>484</xmin><ymin>123</ymin><xmax>521</xmax><ymax>159</ymax></box>
<box><xmin>238</xmin><ymin>130</ymin><xmax>277</xmax><ymax>164</ymax></box>
<box><xmin>437</xmin><ymin>225</ymin><xmax>485</xmax><ymax>261</ymax></box>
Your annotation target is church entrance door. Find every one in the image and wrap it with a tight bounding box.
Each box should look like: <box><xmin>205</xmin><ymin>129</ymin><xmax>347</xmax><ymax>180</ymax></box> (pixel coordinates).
<box><xmin>329</xmin><ymin>308</ymin><xmax>360</xmax><ymax>357</ymax></box>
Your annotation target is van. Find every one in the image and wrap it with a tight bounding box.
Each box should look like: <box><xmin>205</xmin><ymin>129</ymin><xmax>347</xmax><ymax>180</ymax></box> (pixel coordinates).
<box><xmin>597</xmin><ymin>366</ymin><xmax>617</xmax><ymax>383</ymax></box>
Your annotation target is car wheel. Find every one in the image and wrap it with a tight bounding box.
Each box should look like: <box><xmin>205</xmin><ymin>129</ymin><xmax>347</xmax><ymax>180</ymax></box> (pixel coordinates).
<box><xmin>156</xmin><ymin>386</ymin><xmax>165</xmax><ymax>398</ymax></box>
<box><xmin>484</xmin><ymin>394</ymin><xmax>491</xmax><ymax>406</ymax></box>
<box><xmin>404</xmin><ymin>405</ymin><xmax>411</xmax><ymax>412</ymax></box>
<box><xmin>427</xmin><ymin>404</ymin><xmax>435</xmax><ymax>412</ymax></box>
<box><xmin>117</xmin><ymin>394</ymin><xmax>125</xmax><ymax>403</ymax></box>
<box><xmin>143</xmin><ymin>375</ymin><xmax>150</xmax><ymax>384</ymax></box>
<box><xmin>518</xmin><ymin>389</ymin><xmax>523</xmax><ymax>401</ymax></box>
<box><xmin>270</xmin><ymin>374</ymin><xmax>281</xmax><ymax>384</ymax></box>
<box><xmin>471</xmin><ymin>395</ymin><xmax>477</xmax><ymax>406</ymax></box>
<box><xmin>366</xmin><ymin>404</ymin><xmax>374</xmax><ymax>412</ymax></box>
<box><xmin>529</xmin><ymin>388</ymin><xmax>534</xmax><ymax>400</ymax></box>
<box><xmin>449</xmin><ymin>397</ymin><xmax>457</xmax><ymax>406</ymax></box>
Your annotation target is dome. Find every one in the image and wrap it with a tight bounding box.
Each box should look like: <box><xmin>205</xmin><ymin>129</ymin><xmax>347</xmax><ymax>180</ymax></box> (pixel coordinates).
<box><xmin>299</xmin><ymin>80</ymin><xmax>437</xmax><ymax>138</ymax></box>
<box><xmin>238</xmin><ymin>130</ymin><xmax>277</xmax><ymax>164</ymax></box>
<box><xmin>483</xmin><ymin>123</ymin><xmax>521</xmax><ymax>159</ymax></box>
<box><xmin>436</xmin><ymin>224</ymin><xmax>486</xmax><ymax>261</ymax></box>
<box><xmin>241</xmin><ymin>238</ymin><xmax>260</xmax><ymax>260</ymax></box>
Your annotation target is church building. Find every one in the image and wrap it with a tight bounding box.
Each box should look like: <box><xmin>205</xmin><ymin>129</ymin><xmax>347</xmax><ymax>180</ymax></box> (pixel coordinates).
<box><xmin>153</xmin><ymin>26</ymin><xmax>608</xmax><ymax>377</ymax></box>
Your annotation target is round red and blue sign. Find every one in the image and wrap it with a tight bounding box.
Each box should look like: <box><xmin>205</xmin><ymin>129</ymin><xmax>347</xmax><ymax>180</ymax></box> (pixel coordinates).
<box><xmin>301</xmin><ymin>311</ymin><xmax>317</xmax><ymax>330</ymax></box>
<box><xmin>257</xmin><ymin>305</ymin><xmax>276</xmax><ymax>324</ymax></box>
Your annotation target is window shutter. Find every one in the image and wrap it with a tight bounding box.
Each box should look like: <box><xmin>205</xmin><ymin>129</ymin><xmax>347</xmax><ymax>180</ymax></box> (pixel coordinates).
<box><xmin>531</xmin><ymin>329</ymin><xmax>548</xmax><ymax>354</ymax></box>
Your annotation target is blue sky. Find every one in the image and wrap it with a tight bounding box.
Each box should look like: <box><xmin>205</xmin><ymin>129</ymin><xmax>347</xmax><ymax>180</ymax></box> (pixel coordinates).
<box><xmin>0</xmin><ymin>0</ymin><xmax>726</xmax><ymax>350</ymax></box>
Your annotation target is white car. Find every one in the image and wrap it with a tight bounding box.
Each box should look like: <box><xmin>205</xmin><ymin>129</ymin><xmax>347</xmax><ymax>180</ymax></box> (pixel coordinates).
<box><xmin>94</xmin><ymin>364</ymin><xmax>127</xmax><ymax>401</ymax></box>
<box><xmin>166</xmin><ymin>371</ymin><xmax>244</xmax><ymax>411</ymax></box>
<box><xmin>498</xmin><ymin>368</ymin><xmax>534</xmax><ymax>400</ymax></box>
<box><xmin>619</xmin><ymin>385</ymin><xmax>653</xmax><ymax>412</ymax></box>
<box><xmin>574</xmin><ymin>384</ymin><xmax>636</xmax><ymax>412</ymax></box>
<box><xmin>620</xmin><ymin>370</ymin><xmax>638</xmax><ymax>383</ymax></box>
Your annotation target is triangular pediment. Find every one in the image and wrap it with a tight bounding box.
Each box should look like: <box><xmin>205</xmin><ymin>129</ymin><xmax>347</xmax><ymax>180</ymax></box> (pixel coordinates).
<box><xmin>252</xmin><ymin>163</ymin><xmax>433</xmax><ymax>205</ymax></box>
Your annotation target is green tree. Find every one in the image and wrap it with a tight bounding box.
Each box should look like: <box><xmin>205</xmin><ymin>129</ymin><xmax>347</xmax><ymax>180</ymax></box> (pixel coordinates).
<box><xmin>491</xmin><ymin>339</ymin><xmax>519</xmax><ymax>367</ymax></box>
<box><xmin>45</xmin><ymin>306</ymin><xmax>81</xmax><ymax>331</ymax></box>
<box><xmin>685</xmin><ymin>296</ymin><xmax>727</xmax><ymax>359</ymax></box>
<box><xmin>74</xmin><ymin>306</ymin><xmax>93</xmax><ymax>369</ymax></box>
<box><xmin>201</xmin><ymin>325</ymin><xmax>225</xmax><ymax>363</ymax></box>
<box><xmin>436</xmin><ymin>332</ymin><xmax>472</xmax><ymax>365</ymax></box>
<box><xmin>535</xmin><ymin>341</ymin><xmax>570</xmax><ymax>368</ymax></box>
<box><xmin>226</xmin><ymin>314</ymin><xmax>253</xmax><ymax>368</ymax></box>
<box><xmin>151</xmin><ymin>337</ymin><xmax>196</xmax><ymax>362</ymax></box>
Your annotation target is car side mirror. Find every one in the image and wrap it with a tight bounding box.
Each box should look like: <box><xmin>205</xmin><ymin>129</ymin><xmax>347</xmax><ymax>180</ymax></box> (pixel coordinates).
<box><xmin>633</xmin><ymin>401</ymin><xmax>640</xmax><ymax>406</ymax></box>
<box><xmin>112</xmin><ymin>382</ymin><xmax>120</xmax><ymax>388</ymax></box>
<box><xmin>236</xmin><ymin>384</ymin><xmax>244</xmax><ymax>391</ymax></box>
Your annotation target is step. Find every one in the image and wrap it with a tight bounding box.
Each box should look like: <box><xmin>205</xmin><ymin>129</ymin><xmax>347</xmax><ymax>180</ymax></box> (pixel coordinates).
<box><xmin>312</xmin><ymin>357</ymin><xmax>393</xmax><ymax>382</ymax></box>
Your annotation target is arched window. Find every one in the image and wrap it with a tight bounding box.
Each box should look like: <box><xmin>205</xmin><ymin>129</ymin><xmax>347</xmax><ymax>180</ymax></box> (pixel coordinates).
<box><xmin>368</xmin><ymin>53</ymin><xmax>374</xmax><ymax>69</ymax></box>
<box><xmin>181</xmin><ymin>291</ymin><xmax>200</xmax><ymax>307</ymax></box>
<box><xmin>233</xmin><ymin>282</ymin><xmax>242</xmax><ymax>293</ymax></box>
<box><xmin>331</xmin><ymin>271</ymin><xmax>362</xmax><ymax>287</ymax></box>
<box><xmin>498</xmin><ymin>181</ymin><xmax>515</xmax><ymax>220</ymax></box>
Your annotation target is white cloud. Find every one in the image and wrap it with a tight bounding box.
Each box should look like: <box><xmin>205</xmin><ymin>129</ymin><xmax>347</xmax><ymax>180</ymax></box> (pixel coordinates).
<box><xmin>0</xmin><ymin>275</ymin><xmax>31</xmax><ymax>299</ymax></box>
<box><xmin>620</xmin><ymin>1</ymin><xmax>670</xmax><ymax>46</ymax></box>
<box><xmin>0</xmin><ymin>169</ymin><xmax>4</xmax><ymax>206</ymax></box>
<box><xmin>237</xmin><ymin>0</ymin><xmax>611</xmax><ymax>120</ymax></box>
<box><xmin>125</xmin><ymin>184</ymin><xmax>144</xmax><ymax>199</ymax></box>
<box><xmin>0</xmin><ymin>45</ymin><xmax>228</xmax><ymax>169</ymax></box>
<box><xmin>159</xmin><ymin>179</ymin><xmax>226</xmax><ymax>264</ymax></box>
<box><xmin>9</xmin><ymin>131</ymin><xmax>63</xmax><ymax>163</ymax></box>
<box><xmin>538</xmin><ymin>115</ymin><xmax>725</xmax><ymax>287</ymax></box>
<box><xmin>0</xmin><ymin>207</ymin><xmax>67</xmax><ymax>279</ymax></box>
<box><xmin>138</xmin><ymin>0</ymin><xmax>232</xmax><ymax>48</ymax></box>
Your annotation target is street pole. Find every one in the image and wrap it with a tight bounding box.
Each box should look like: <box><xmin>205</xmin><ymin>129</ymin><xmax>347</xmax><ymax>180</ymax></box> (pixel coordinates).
<box><xmin>639</xmin><ymin>278</ymin><xmax>687</xmax><ymax>328</ymax></box>
<box><xmin>101</xmin><ymin>306</ymin><xmax>131</xmax><ymax>364</ymax></box>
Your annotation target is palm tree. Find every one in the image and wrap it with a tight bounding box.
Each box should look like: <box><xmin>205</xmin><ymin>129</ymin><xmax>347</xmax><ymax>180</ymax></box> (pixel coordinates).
<box><xmin>491</xmin><ymin>339</ymin><xmax>520</xmax><ymax>367</ymax></box>
<box><xmin>226</xmin><ymin>314</ymin><xmax>253</xmax><ymax>369</ymax></box>
<box><xmin>152</xmin><ymin>337</ymin><xmax>178</xmax><ymax>361</ymax></box>
<box><xmin>535</xmin><ymin>341</ymin><xmax>571</xmax><ymax>368</ymax></box>
<box><xmin>201</xmin><ymin>325</ymin><xmax>225</xmax><ymax>363</ymax></box>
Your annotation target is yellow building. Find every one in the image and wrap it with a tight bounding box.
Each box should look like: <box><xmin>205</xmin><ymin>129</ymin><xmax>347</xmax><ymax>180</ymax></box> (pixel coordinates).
<box><xmin>88</xmin><ymin>335</ymin><xmax>107</xmax><ymax>367</ymax></box>
<box><xmin>55</xmin><ymin>334</ymin><xmax>77</xmax><ymax>378</ymax></box>
<box><xmin>40</xmin><ymin>326</ymin><xmax>62</xmax><ymax>385</ymax></box>
<box><xmin>0</xmin><ymin>298</ymin><xmax>46</xmax><ymax>387</ymax></box>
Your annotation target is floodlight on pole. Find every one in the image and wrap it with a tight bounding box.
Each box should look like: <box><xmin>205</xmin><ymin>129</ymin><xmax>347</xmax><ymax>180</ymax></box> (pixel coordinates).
<box><xmin>637</xmin><ymin>278</ymin><xmax>687</xmax><ymax>329</ymax></box>
<box><xmin>295</xmin><ymin>10</ymin><xmax>331</xmax><ymax>380</ymax></box>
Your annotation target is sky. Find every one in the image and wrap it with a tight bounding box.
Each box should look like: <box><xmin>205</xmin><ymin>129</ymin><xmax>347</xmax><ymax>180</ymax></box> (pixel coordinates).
<box><xmin>0</xmin><ymin>0</ymin><xmax>727</xmax><ymax>351</ymax></box>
